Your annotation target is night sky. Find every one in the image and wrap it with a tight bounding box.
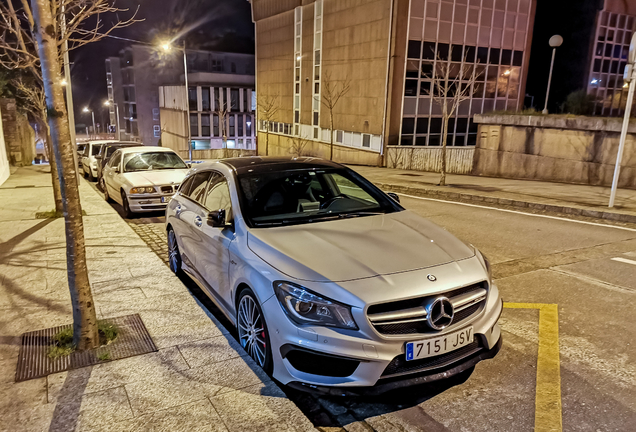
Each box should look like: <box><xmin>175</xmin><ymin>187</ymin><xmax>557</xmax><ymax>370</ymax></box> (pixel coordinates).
<box><xmin>70</xmin><ymin>0</ymin><xmax>254</xmax><ymax>130</ymax></box>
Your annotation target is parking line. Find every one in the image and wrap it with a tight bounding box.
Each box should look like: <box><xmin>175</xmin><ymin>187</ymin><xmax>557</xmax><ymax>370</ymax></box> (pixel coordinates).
<box><xmin>611</xmin><ymin>257</ymin><xmax>636</xmax><ymax>266</ymax></box>
<box><xmin>504</xmin><ymin>303</ymin><xmax>562</xmax><ymax>432</ymax></box>
<box><xmin>397</xmin><ymin>193</ymin><xmax>636</xmax><ymax>233</ymax></box>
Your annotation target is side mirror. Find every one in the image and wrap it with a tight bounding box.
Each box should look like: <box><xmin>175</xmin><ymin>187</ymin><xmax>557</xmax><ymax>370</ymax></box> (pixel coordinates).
<box><xmin>114</xmin><ymin>166</ymin><xmax>120</xmax><ymax>173</ymax></box>
<box><xmin>95</xmin><ymin>155</ymin><xmax>102</xmax><ymax>160</ymax></box>
<box><xmin>207</xmin><ymin>209</ymin><xmax>226</xmax><ymax>227</ymax></box>
<box><xmin>187</xmin><ymin>163</ymin><xmax>192</xmax><ymax>168</ymax></box>
<box><xmin>387</xmin><ymin>192</ymin><xmax>400</xmax><ymax>203</ymax></box>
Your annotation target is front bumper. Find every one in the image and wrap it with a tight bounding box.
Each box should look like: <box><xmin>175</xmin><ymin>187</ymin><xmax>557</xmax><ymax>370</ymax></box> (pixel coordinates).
<box><xmin>262</xmin><ymin>283</ymin><xmax>503</xmax><ymax>391</ymax></box>
<box><xmin>128</xmin><ymin>194</ymin><xmax>174</xmax><ymax>213</ymax></box>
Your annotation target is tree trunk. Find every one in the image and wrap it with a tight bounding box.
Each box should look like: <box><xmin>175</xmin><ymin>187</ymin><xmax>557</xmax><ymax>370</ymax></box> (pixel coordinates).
<box><xmin>329</xmin><ymin>110</ymin><xmax>334</xmax><ymax>161</ymax></box>
<box><xmin>43</xmin><ymin>119</ymin><xmax>63</xmax><ymax>213</ymax></box>
<box><xmin>32</xmin><ymin>0</ymin><xmax>99</xmax><ymax>350</ymax></box>
<box><xmin>440</xmin><ymin>108</ymin><xmax>449</xmax><ymax>187</ymax></box>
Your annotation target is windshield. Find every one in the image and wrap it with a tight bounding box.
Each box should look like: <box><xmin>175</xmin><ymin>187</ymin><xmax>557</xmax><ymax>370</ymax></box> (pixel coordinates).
<box><xmin>123</xmin><ymin>152</ymin><xmax>187</xmax><ymax>172</ymax></box>
<box><xmin>91</xmin><ymin>144</ymin><xmax>102</xmax><ymax>156</ymax></box>
<box><xmin>106</xmin><ymin>145</ymin><xmax>136</xmax><ymax>158</ymax></box>
<box><xmin>237</xmin><ymin>168</ymin><xmax>401</xmax><ymax>227</ymax></box>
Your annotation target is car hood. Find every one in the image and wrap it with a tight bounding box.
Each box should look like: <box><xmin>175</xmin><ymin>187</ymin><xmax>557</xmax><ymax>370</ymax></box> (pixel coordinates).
<box><xmin>247</xmin><ymin>210</ymin><xmax>475</xmax><ymax>283</ymax></box>
<box><xmin>122</xmin><ymin>169</ymin><xmax>188</xmax><ymax>186</ymax></box>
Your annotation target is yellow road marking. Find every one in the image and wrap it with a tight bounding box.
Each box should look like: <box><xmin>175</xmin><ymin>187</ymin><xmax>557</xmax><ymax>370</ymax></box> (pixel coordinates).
<box><xmin>504</xmin><ymin>303</ymin><xmax>562</xmax><ymax>432</ymax></box>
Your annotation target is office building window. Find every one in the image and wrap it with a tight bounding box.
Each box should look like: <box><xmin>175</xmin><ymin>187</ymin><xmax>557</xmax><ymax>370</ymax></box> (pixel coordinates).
<box><xmin>214</xmin><ymin>87</ymin><xmax>221</xmax><ymax>111</ymax></box>
<box><xmin>213</xmin><ymin>115</ymin><xmax>219</xmax><ymax>137</ymax></box>
<box><xmin>230</xmin><ymin>89</ymin><xmax>239</xmax><ymax>110</ymax></box>
<box><xmin>238</xmin><ymin>114</ymin><xmax>244</xmax><ymax>136</ymax></box>
<box><xmin>242</xmin><ymin>89</ymin><xmax>248</xmax><ymax>113</ymax></box>
<box><xmin>201</xmin><ymin>87</ymin><xmax>211</xmax><ymax>111</ymax></box>
<box><xmin>190</xmin><ymin>114</ymin><xmax>198</xmax><ymax>137</ymax></box>
<box><xmin>201</xmin><ymin>115</ymin><xmax>210</xmax><ymax>137</ymax></box>
<box><xmin>188</xmin><ymin>87</ymin><xmax>197</xmax><ymax>111</ymax></box>
<box><xmin>231</xmin><ymin>62</ymin><xmax>236</xmax><ymax>73</ymax></box>
<box><xmin>246</xmin><ymin>115</ymin><xmax>252</xmax><ymax>135</ymax></box>
<box><xmin>229</xmin><ymin>115</ymin><xmax>235</xmax><ymax>136</ymax></box>
<box><xmin>152</xmin><ymin>108</ymin><xmax>159</xmax><ymax>121</ymax></box>
<box><xmin>153</xmin><ymin>125</ymin><xmax>161</xmax><ymax>137</ymax></box>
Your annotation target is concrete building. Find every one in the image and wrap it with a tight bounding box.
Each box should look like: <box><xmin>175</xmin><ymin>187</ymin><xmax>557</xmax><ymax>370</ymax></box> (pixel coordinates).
<box><xmin>251</xmin><ymin>0</ymin><xmax>537</xmax><ymax>168</ymax></box>
<box><xmin>586</xmin><ymin>0</ymin><xmax>636</xmax><ymax>116</ymax></box>
<box><xmin>106</xmin><ymin>46</ymin><xmax>255</xmax><ymax>152</ymax></box>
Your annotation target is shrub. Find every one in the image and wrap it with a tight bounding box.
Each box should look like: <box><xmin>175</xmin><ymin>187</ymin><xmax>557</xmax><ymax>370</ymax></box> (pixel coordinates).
<box><xmin>562</xmin><ymin>90</ymin><xmax>595</xmax><ymax>116</ymax></box>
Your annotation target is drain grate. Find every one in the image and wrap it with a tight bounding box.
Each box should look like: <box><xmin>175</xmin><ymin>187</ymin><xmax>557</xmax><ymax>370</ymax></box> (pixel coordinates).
<box><xmin>15</xmin><ymin>314</ymin><xmax>157</xmax><ymax>382</ymax></box>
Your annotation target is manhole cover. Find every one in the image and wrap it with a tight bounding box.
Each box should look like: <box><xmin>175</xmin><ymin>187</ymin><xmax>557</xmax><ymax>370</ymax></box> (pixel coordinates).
<box><xmin>15</xmin><ymin>314</ymin><xmax>156</xmax><ymax>382</ymax></box>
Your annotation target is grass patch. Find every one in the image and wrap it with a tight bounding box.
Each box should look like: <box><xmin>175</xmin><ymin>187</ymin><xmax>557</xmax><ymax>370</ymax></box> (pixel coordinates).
<box><xmin>47</xmin><ymin>322</ymin><xmax>120</xmax><ymax>359</ymax></box>
<box><xmin>35</xmin><ymin>209</ymin><xmax>88</xmax><ymax>219</ymax></box>
<box><xmin>97</xmin><ymin>352</ymin><xmax>111</xmax><ymax>361</ymax></box>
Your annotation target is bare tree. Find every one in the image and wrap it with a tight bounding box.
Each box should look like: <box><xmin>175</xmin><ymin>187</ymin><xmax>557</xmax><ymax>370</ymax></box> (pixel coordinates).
<box><xmin>12</xmin><ymin>75</ymin><xmax>63</xmax><ymax>213</ymax></box>
<box><xmin>256</xmin><ymin>93</ymin><xmax>279</xmax><ymax>156</ymax></box>
<box><xmin>426</xmin><ymin>49</ymin><xmax>481</xmax><ymax>186</ymax></box>
<box><xmin>214</xmin><ymin>100</ymin><xmax>229</xmax><ymax>156</ymax></box>
<box><xmin>0</xmin><ymin>0</ymin><xmax>138</xmax><ymax>350</ymax></box>
<box><xmin>318</xmin><ymin>72</ymin><xmax>351</xmax><ymax>161</ymax></box>
<box><xmin>288</xmin><ymin>134</ymin><xmax>310</xmax><ymax>157</ymax></box>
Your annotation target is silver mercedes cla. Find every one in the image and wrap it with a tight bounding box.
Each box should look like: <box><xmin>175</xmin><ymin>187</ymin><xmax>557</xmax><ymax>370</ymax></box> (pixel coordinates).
<box><xmin>165</xmin><ymin>157</ymin><xmax>502</xmax><ymax>395</ymax></box>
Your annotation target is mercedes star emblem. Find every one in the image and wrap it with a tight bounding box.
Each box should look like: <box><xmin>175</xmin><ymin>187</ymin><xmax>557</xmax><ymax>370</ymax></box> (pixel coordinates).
<box><xmin>426</xmin><ymin>297</ymin><xmax>454</xmax><ymax>330</ymax></box>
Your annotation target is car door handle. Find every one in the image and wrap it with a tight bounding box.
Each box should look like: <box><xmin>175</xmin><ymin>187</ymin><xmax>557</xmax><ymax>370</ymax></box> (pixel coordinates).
<box><xmin>175</xmin><ymin>204</ymin><xmax>186</xmax><ymax>214</ymax></box>
<box><xmin>194</xmin><ymin>216</ymin><xmax>203</xmax><ymax>227</ymax></box>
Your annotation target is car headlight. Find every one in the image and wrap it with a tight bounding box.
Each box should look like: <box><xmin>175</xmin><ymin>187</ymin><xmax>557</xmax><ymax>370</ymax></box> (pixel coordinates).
<box><xmin>274</xmin><ymin>281</ymin><xmax>358</xmax><ymax>330</ymax></box>
<box><xmin>476</xmin><ymin>249</ymin><xmax>492</xmax><ymax>280</ymax></box>
<box><xmin>130</xmin><ymin>186</ymin><xmax>156</xmax><ymax>194</ymax></box>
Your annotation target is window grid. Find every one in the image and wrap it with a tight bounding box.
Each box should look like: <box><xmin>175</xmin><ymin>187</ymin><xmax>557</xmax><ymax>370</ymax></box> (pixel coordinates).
<box><xmin>313</xmin><ymin>0</ymin><xmax>324</xmax><ymax>139</ymax></box>
<box><xmin>294</xmin><ymin>6</ymin><xmax>303</xmax><ymax>134</ymax></box>
<box><xmin>400</xmin><ymin>0</ymin><xmax>530</xmax><ymax>147</ymax></box>
<box><xmin>588</xmin><ymin>10</ymin><xmax>636</xmax><ymax>117</ymax></box>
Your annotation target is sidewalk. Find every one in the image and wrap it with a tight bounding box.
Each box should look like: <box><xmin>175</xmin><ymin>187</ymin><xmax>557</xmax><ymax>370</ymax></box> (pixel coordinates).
<box><xmin>0</xmin><ymin>166</ymin><xmax>315</xmax><ymax>432</ymax></box>
<box><xmin>348</xmin><ymin>165</ymin><xmax>636</xmax><ymax>224</ymax></box>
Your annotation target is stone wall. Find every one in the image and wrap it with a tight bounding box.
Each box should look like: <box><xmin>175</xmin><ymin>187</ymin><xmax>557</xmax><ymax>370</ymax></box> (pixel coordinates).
<box><xmin>0</xmin><ymin>98</ymin><xmax>36</xmax><ymax>167</ymax></box>
<box><xmin>472</xmin><ymin>114</ymin><xmax>636</xmax><ymax>189</ymax></box>
<box><xmin>386</xmin><ymin>146</ymin><xmax>475</xmax><ymax>174</ymax></box>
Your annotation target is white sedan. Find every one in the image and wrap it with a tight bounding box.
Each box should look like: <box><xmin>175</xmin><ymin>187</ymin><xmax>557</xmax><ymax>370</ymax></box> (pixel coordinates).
<box><xmin>102</xmin><ymin>146</ymin><xmax>189</xmax><ymax>217</ymax></box>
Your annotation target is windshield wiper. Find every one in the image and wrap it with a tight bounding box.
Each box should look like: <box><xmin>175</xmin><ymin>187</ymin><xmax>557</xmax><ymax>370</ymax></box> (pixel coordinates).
<box><xmin>336</xmin><ymin>211</ymin><xmax>385</xmax><ymax>218</ymax></box>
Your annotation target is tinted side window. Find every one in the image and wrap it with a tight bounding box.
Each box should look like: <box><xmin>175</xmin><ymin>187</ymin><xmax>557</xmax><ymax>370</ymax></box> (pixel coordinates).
<box><xmin>203</xmin><ymin>174</ymin><xmax>232</xmax><ymax>214</ymax></box>
<box><xmin>179</xmin><ymin>176</ymin><xmax>195</xmax><ymax>196</ymax></box>
<box><xmin>109</xmin><ymin>151</ymin><xmax>121</xmax><ymax>168</ymax></box>
<box><xmin>182</xmin><ymin>172</ymin><xmax>211</xmax><ymax>203</ymax></box>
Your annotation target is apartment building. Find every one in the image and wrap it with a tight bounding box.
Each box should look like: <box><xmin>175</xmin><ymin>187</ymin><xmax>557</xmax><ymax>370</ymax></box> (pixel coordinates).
<box><xmin>251</xmin><ymin>0</ymin><xmax>537</xmax><ymax>167</ymax></box>
<box><xmin>586</xmin><ymin>0</ymin><xmax>636</xmax><ymax>116</ymax></box>
<box><xmin>105</xmin><ymin>45</ymin><xmax>255</xmax><ymax>149</ymax></box>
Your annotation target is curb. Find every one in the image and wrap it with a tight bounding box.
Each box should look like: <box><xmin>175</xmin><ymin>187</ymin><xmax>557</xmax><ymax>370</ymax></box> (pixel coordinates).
<box><xmin>376</xmin><ymin>183</ymin><xmax>636</xmax><ymax>224</ymax></box>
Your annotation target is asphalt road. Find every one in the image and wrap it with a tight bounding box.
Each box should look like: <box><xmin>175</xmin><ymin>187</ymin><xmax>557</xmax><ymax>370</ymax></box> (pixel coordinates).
<box><xmin>88</xmin><ymin>180</ymin><xmax>636</xmax><ymax>431</ymax></box>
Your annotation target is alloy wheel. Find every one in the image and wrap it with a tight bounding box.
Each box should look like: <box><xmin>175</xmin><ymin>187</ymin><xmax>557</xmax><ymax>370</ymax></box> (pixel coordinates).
<box><xmin>238</xmin><ymin>294</ymin><xmax>268</xmax><ymax>368</ymax></box>
<box><xmin>167</xmin><ymin>229</ymin><xmax>181</xmax><ymax>274</ymax></box>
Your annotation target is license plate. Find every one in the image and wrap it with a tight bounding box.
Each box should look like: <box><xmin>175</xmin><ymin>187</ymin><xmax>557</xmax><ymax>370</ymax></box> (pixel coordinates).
<box><xmin>161</xmin><ymin>196</ymin><xmax>171</xmax><ymax>203</ymax></box>
<box><xmin>406</xmin><ymin>327</ymin><xmax>474</xmax><ymax>361</ymax></box>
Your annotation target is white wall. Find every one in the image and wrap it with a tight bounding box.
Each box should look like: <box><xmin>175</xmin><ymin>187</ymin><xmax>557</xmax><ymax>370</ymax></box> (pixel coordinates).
<box><xmin>0</xmin><ymin>103</ymin><xmax>10</xmax><ymax>186</ymax></box>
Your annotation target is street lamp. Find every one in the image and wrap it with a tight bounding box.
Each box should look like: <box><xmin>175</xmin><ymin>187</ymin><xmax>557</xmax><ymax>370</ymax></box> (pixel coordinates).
<box><xmin>609</xmin><ymin>33</ymin><xmax>636</xmax><ymax>208</ymax></box>
<box><xmin>542</xmin><ymin>35</ymin><xmax>563</xmax><ymax>114</ymax></box>
<box><xmin>104</xmin><ymin>100</ymin><xmax>121</xmax><ymax>140</ymax></box>
<box><xmin>162</xmin><ymin>40</ymin><xmax>192</xmax><ymax>161</ymax></box>
<box><xmin>83</xmin><ymin>107</ymin><xmax>96</xmax><ymax>138</ymax></box>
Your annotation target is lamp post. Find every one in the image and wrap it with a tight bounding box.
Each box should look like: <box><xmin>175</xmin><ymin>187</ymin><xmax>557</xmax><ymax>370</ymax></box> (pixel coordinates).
<box><xmin>542</xmin><ymin>35</ymin><xmax>563</xmax><ymax>114</ymax></box>
<box><xmin>104</xmin><ymin>101</ymin><xmax>121</xmax><ymax>140</ymax></box>
<box><xmin>162</xmin><ymin>40</ymin><xmax>192</xmax><ymax>162</ymax></box>
<box><xmin>83</xmin><ymin>107</ymin><xmax>96</xmax><ymax>138</ymax></box>
<box><xmin>609</xmin><ymin>33</ymin><xmax>636</xmax><ymax>208</ymax></box>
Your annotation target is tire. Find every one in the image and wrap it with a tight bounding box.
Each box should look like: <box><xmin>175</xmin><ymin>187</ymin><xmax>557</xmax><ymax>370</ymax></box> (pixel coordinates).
<box><xmin>88</xmin><ymin>170</ymin><xmax>95</xmax><ymax>182</ymax></box>
<box><xmin>83</xmin><ymin>167</ymin><xmax>88</xmax><ymax>178</ymax></box>
<box><xmin>167</xmin><ymin>228</ymin><xmax>182</xmax><ymax>275</ymax></box>
<box><xmin>237</xmin><ymin>288</ymin><xmax>273</xmax><ymax>374</ymax></box>
<box><xmin>121</xmin><ymin>190</ymin><xmax>134</xmax><ymax>218</ymax></box>
<box><xmin>103</xmin><ymin>181</ymin><xmax>112</xmax><ymax>203</ymax></box>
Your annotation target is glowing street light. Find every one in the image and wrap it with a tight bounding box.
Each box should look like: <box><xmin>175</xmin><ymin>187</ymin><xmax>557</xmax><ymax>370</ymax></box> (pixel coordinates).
<box><xmin>542</xmin><ymin>35</ymin><xmax>564</xmax><ymax>114</ymax></box>
<box><xmin>503</xmin><ymin>70</ymin><xmax>511</xmax><ymax>76</ymax></box>
<box><xmin>159</xmin><ymin>38</ymin><xmax>192</xmax><ymax>161</ymax></box>
<box><xmin>83</xmin><ymin>107</ymin><xmax>96</xmax><ymax>137</ymax></box>
<box><xmin>104</xmin><ymin>101</ymin><xmax>121</xmax><ymax>140</ymax></box>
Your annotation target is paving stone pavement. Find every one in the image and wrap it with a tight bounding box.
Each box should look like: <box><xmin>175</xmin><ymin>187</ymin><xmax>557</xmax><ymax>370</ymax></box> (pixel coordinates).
<box><xmin>0</xmin><ymin>166</ymin><xmax>316</xmax><ymax>432</ymax></box>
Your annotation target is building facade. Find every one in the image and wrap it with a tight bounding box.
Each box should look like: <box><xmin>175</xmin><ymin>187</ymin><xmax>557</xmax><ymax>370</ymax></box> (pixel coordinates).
<box><xmin>105</xmin><ymin>46</ymin><xmax>255</xmax><ymax>149</ymax></box>
<box><xmin>586</xmin><ymin>0</ymin><xmax>636</xmax><ymax>116</ymax></box>
<box><xmin>251</xmin><ymin>0</ymin><xmax>537</xmax><ymax>167</ymax></box>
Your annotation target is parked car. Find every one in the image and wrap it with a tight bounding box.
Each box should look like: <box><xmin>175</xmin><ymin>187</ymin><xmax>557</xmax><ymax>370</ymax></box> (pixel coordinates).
<box><xmin>80</xmin><ymin>141</ymin><xmax>109</xmax><ymax>181</ymax></box>
<box><xmin>102</xmin><ymin>146</ymin><xmax>189</xmax><ymax>217</ymax></box>
<box><xmin>96</xmin><ymin>142</ymin><xmax>140</xmax><ymax>190</ymax></box>
<box><xmin>165</xmin><ymin>157</ymin><xmax>502</xmax><ymax>395</ymax></box>
<box><xmin>77</xmin><ymin>143</ymin><xmax>87</xmax><ymax>158</ymax></box>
